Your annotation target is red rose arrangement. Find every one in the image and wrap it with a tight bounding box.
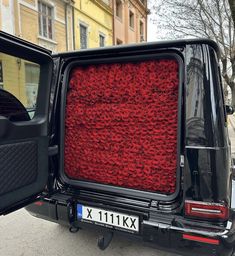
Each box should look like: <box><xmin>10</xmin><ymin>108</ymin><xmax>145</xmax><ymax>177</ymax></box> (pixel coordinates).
<box><xmin>64</xmin><ymin>59</ymin><xmax>179</xmax><ymax>194</ymax></box>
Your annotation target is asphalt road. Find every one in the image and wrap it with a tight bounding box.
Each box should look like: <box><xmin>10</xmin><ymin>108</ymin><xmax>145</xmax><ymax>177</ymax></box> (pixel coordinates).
<box><xmin>0</xmin><ymin>209</ymin><xmax>178</xmax><ymax>256</ymax></box>
<box><xmin>1</xmin><ymin>122</ymin><xmax>235</xmax><ymax>256</ymax></box>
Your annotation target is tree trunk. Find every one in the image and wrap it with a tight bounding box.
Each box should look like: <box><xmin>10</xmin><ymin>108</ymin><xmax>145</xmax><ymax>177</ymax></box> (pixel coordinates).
<box><xmin>228</xmin><ymin>0</ymin><xmax>235</xmax><ymax>25</ymax></box>
<box><xmin>228</xmin><ymin>0</ymin><xmax>235</xmax><ymax>106</ymax></box>
<box><xmin>224</xmin><ymin>82</ymin><xmax>229</xmax><ymax>104</ymax></box>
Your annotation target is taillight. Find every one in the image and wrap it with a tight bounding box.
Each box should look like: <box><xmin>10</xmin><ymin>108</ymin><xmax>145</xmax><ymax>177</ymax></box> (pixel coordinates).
<box><xmin>185</xmin><ymin>200</ymin><xmax>229</xmax><ymax>220</ymax></box>
<box><xmin>34</xmin><ymin>201</ymin><xmax>43</xmax><ymax>206</ymax></box>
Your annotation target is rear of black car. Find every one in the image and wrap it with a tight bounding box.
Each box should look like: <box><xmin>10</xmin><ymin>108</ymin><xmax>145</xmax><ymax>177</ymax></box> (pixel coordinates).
<box><xmin>26</xmin><ymin>40</ymin><xmax>235</xmax><ymax>256</ymax></box>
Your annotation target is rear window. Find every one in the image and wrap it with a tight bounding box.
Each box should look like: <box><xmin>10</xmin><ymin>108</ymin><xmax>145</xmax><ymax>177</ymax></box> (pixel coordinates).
<box><xmin>0</xmin><ymin>52</ymin><xmax>40</xmax><ymax>121</ymax></box>
<box><xmin>64</xmin><ymin>58</ymin><xmax>179</xmax><ymax>194</ymax></box>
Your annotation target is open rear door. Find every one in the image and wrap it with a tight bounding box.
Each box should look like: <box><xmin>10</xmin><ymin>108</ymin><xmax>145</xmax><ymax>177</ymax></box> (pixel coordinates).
<box><xmin>0</xmin><ymin>32</ymin><xmax>53</xmax><ymax>214</ymax></box>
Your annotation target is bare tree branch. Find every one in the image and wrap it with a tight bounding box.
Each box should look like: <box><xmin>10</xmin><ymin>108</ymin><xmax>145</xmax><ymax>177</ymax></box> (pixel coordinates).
<box><xmin>149</xmin><ymin>0</ymin><xmax>235</xmax><ymax>106</ymax></box>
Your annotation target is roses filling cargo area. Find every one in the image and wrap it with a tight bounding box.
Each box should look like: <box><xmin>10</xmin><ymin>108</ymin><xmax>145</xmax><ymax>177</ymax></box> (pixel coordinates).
<box><xmin>64</xmin><ymin>59</ymin><xmax>179</xmax><ymax>194</ymax></box>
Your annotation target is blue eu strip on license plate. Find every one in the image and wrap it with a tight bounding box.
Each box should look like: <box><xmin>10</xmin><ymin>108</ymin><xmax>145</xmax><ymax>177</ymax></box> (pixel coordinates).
<box><xmin>77</xmin><ymin>204</ymin><xmax>139</xmax><ymax>233</ymax></box>
<box><xmin>77</xmin><ymin>204</ymin><xmax>83</xmax><ymax>219</ymax></box>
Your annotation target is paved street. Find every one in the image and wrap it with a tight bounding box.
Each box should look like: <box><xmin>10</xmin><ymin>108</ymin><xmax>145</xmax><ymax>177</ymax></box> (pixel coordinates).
<box><xmin>228</xmin><ymin>116</ymin><xmax>235</xmax><ymax>211</ymax></box>
<box><xmin>1</xmin><ymin>118</ymin><xmax>235</xmax><ymax>256</ymax></box>
<box><xmin>229</xmin><ymin>116</ymin><xmax>235</xmax><ymax>154</ymax></box>
<box><xmin>0</xmin><ymin>209</ymin><xmax>177</xmax><ymax>256</ymax></box>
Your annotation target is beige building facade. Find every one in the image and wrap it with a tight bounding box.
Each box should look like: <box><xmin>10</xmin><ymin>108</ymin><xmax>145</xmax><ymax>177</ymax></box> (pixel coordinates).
<box><xmin>114</xmin><ymin>0</ymin><xmax>148</xmax><ymax>45</ymax></box>
<box><xmin>0</xmin><ymin>0</ymin><xmax>74</xmax><ymax>52</ymax></box>
<box><xmin>0</xmin><ymin>0</ymin><xmax>74</xmax><ymax>116</ymax></box>
<box><xmin>0</xmin><ymin>0</ymin><xmax>149</xmax><ymax>50</ymax></box>
<box><xmin>74</xmin><ymin>0</ymin><xmax>113</xmax><ymax>50</ymax></box>
<box><xmin>0</xmin><ymin>0</ymin><xmax>149</xmax><ymax>120</ymax></box>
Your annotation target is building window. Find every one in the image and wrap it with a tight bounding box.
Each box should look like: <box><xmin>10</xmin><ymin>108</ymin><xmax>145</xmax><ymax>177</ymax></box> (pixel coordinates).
<box><xmin>0</xmin><ymin>61</ymin><xmax>3</xmax><ymax>89</ymax></box>
<box><xmin>80</xmin><ymin>24</ymin><xmax>88</xmax><ymax>49</ymax></box>
<box><xmin>25</xmin><ymin>63</ymin><xmax>40</xmax><ymax>109</ymax></box>
<box><xmin>99</xmin><ymin>34</ymin><xmax>105</xmax><ymax>47</ymax></box>
<box><xmin>140</xmin><ymin>21</ymin><xmax>144</xmax><ymax>42</ymax></box>
<box><xmin>129</xmin><ymin>10</ymin><xmax>134</xmax><ymax>29</ymax></box>
<box><xmin>38</xmin><ymin>1</ymin><xmax>53</xmax><ymax>39</ymax></box>
<box><xmin>116</xmin><ymin>0</ymin><xmax>122</xmax><ymax>19</ymax></box>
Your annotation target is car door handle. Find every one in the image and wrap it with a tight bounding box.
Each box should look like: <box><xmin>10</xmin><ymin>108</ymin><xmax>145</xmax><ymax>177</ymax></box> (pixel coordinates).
<box><xmin>48</xmin><ymin>145</ymin><xmax>58</xmax><ymax>156</ymax></box>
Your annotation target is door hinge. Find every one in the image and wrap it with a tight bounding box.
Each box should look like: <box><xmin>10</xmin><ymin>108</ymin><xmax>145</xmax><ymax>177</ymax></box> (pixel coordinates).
<box><xmin>48</xmin><ymin>145</ymin><xmax>58</xmax><ymax>156</ymax></box>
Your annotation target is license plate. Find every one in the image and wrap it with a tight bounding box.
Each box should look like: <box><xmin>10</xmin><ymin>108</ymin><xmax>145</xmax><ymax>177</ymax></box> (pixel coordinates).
<box><xmin>77</xmin><ymin>204</ymin><xmax>139</xmax><ymax>233</ymax></box>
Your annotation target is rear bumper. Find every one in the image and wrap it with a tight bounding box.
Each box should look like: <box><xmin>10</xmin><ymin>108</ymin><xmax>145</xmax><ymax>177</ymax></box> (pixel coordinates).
<box><xmin>142</xmin><ymin>217</ymin><xmax>235</xmax><ymax>256</ymax></box>
<box><xmin>25</xmin><ymin>194</ymin><xmax>235</xmax><ymax>256</ymax></box>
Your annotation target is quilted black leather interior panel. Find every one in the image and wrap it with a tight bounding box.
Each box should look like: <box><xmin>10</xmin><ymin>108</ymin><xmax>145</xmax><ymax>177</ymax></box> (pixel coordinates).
<box><xmin>0</xmin><ymin>141</ymin><xmax>38</xmax><ymax>196</ymax></box>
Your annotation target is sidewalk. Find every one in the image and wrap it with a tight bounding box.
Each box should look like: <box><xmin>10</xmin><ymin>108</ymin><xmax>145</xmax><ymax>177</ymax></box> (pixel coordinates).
<box><xmin>229</xmin><ymin>115</ymin><xmax>235</xmax><ymax>132</ymax></box>
<box><xmin>228</xmin><ymin>115</ymin><xmax>235</xmax><ymax>155</ymax></box>
<box><xmin>229</xmin><ymin>116</ymin><xmax>235</xmax><ymax>209</ymax></box>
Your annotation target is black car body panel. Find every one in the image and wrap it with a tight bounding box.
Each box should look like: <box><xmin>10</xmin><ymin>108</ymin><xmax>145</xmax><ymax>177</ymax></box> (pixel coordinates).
<box><xmin>185</xmin><ymin>44</ymin><xmax>231</xmax><ymax>206</ymax></box>
<box><xmin>26</xmin><ymin>186</ymin><xmax>235</xmax><ymax>256</ymax></box>
<box><xmin>58</xmin><ymin>51</ymin><xmax>184</xmax><ymax>202</ymax></box>
<box><xmin>0</xmin><ymin>32</ymin><xmax>53</xmax><ymax>213</ymax></box>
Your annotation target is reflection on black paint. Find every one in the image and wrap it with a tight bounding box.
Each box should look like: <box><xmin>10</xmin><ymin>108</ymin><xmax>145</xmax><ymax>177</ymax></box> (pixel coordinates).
<box><xmin>185</xmin><ymin>44</ymin><xmax>230</xmax><ymax>204</ymax></box>
<box><xmin>186</xmin><ymin>53</ymin><xmax>206</xmax><ymax>146</ymax></box>
<box><xmin>186</xmin><ymin>45</ymin><xmax>225</xmax><ymax>147</ymax></box>
<box><xmin>186</xmin><ymin>46</ymin><xmax>210</xmax><ymax>146</ymax></box>
<box><xmin>186</xmin><ymin>149</ymin><xmax>200</xmax><ymax>199</ymax></box>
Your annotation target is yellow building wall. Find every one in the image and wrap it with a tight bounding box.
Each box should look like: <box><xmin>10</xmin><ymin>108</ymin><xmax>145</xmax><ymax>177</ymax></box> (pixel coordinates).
<box><xmin>0</xmin><ymin>1</ymin><xmax>74</xmax><ymax>111</ymax></box>
<box><xmin>0</xmin><ymin>53</ymin><xmax>28</xmax><ymax>107</ymax></box>
<box><xmin>0</xmin><ymin>0</ymin><xmax>115</xmax><ymax>109</ymax></box>
<box><xmin>20</xmin><ymin>5</ymin><xmax>38</xmax><ymax>44</ymax></box>
<box><xmin>74</xmin><ymin>0</ymin><xmax>113</xmax><ymax>49</ymax></box>
<box><xmin>19</xmin><ymin>0</ymin><xmax>69</xmax><ymax>52</ymax></box>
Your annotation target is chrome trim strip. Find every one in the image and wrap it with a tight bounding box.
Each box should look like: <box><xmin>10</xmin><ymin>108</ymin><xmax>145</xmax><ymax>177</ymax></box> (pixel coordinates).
<box><xmin>185</xmin><ymin>146</ymin><xmax>220</xmax><ymax>150</ymax></box>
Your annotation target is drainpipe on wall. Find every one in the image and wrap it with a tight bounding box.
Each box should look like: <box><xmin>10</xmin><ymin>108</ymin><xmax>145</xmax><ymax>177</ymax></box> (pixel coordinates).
<box><xmin>125</xmin><ymin>0</ymin><xmax>128</xmax><ymax>44</ymax></box>
<box><xmin>145</xmin><ymin>2</ymin><xmax>147</xmax><ymax>42</ymax></box>
<box><xmin>112</xmin><ymin>0</ymin><xmax>115</xmax><ymax>45</ymax></box>
<box><xmin>64</xmin><ymin>0</ymin><xmax>75</xmax><ymax>51</ymax></box>
<box><xmin>146</xmin><ymin>1</ymin><xmax>150</xmax><ymax>42</ymax></box>
<box><xmin>12</xmin><ymin>0</ymin><xmax>21</xmax><ymax>37</ymax></box>
<box><xmin>145</xmin><ymin>13</ymin><xmax>147</xmax><ymax>42</ymax></box>
<box><xmin>72</xmin><ymin>3</ymin><xmax>75</xmax><ymax>50</ymax></box>
<box><xmin>65</xmin><ymin>2</ymin><xmax>68</xmax><ymax>51</ymax></box>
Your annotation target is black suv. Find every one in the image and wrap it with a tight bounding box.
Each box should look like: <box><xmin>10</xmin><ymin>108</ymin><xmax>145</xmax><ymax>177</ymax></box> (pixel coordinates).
<box><xmin>0</xmin><ymin>32</ymin><xmax>234</xmax><ymax>256</ymax></box>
